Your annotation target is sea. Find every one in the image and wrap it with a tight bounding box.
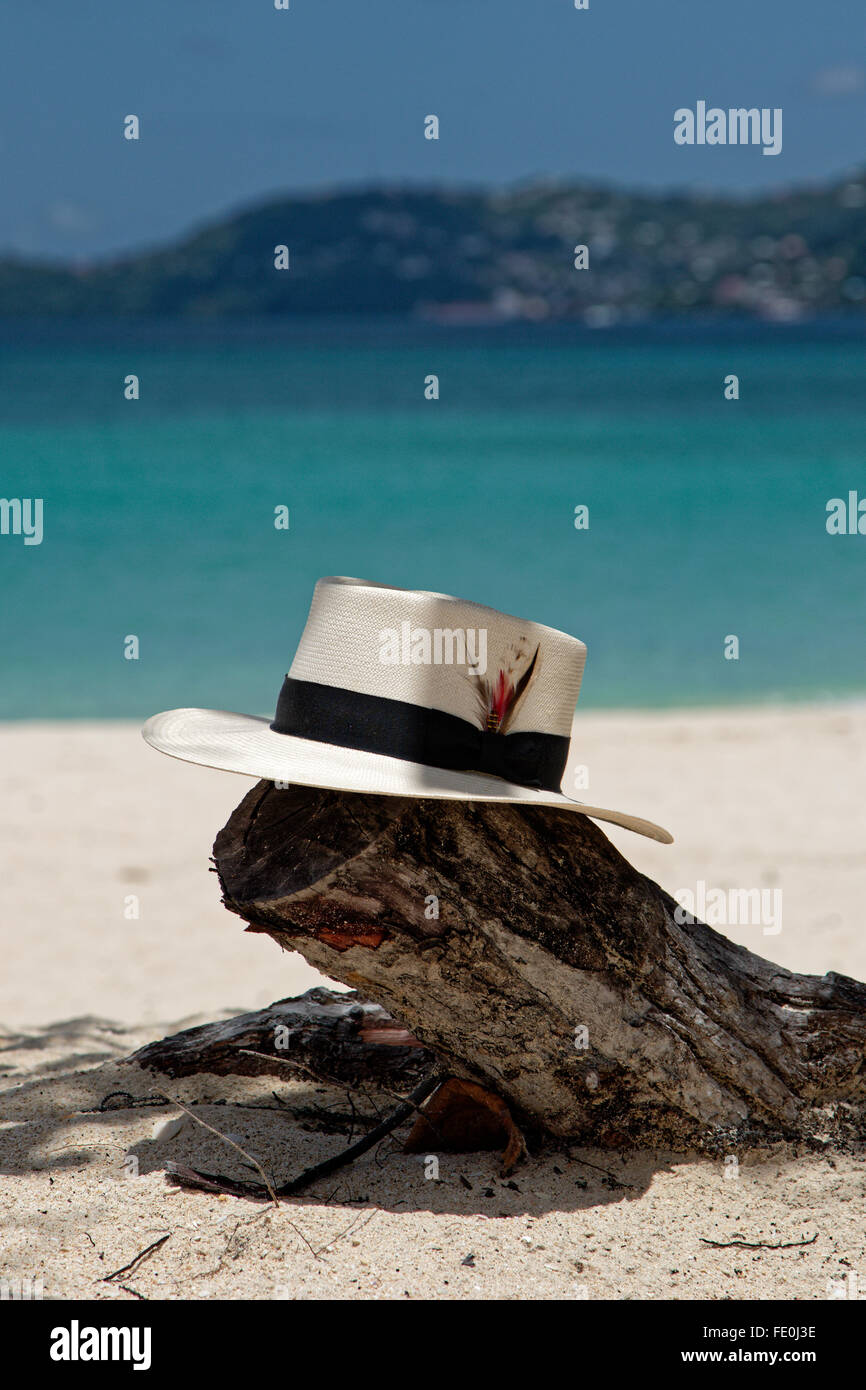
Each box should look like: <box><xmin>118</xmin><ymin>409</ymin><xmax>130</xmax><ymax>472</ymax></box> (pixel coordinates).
<box><xmin>0</xmin><ymin>317</ymin><xmax>864</xmax><ymax>719</ymax></box>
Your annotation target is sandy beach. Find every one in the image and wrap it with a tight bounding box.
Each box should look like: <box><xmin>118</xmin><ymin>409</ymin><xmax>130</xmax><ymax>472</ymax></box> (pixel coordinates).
<box><xmin>1</xmin><ymin>703</ymin><xmax>864</xmax><ymax>1300</ymax></box>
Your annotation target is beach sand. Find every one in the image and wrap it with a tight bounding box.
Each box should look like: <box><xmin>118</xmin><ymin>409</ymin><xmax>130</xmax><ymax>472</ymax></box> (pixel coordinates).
<box><xmin>1</xmin><ymin>704</ymin><xmax>864</xmax><ymax>1300</ymax></box>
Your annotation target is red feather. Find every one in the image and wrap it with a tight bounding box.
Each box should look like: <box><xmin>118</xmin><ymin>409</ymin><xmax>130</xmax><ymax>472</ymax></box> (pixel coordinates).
<box><xmin>472</xmin><ymin>644</ymin><xmax>540</xmax><ymax>734</ymax></box>
<box><xmin>488</xmin><ymin>671</ymin><xmax>512</xmax><ymax>731</ymax></box>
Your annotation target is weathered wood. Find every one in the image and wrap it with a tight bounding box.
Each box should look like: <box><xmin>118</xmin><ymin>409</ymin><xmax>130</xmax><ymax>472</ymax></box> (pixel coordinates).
<box><xmin>211</xmin><ymin>781</ymin><xmax>866</xmax><ymax>1152</ymax></box>
<box><xmin>131</xmin><ymin>986</ymin><xmax>432</xmax><ymax>1087</ymax></box>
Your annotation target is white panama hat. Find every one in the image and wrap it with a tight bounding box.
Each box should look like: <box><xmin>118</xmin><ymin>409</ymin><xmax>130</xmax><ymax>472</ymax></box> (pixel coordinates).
<box><xmin>142</xmin><ymin>576</ymin><xmax>673</xmax><ymax>844</ymax></box>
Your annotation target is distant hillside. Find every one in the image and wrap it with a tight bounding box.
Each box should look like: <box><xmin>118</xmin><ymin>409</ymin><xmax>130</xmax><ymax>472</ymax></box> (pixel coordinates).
<box><xmin>3</xmin><ymin>177</ymin><xmax>866</xmax><ymax>321</ymax></box>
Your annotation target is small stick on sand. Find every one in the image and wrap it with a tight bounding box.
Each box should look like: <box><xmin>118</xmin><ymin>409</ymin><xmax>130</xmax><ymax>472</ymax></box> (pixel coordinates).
<box><xmin>166</xmin><ymin>1072</ymin><xmax>443</xmax><ymax>1202</ymax></box>
<box><xmin>699</xmin><ymin>1233</ymin><xmax>818</xmax><ymax>1251</ymax></box>
<box><xmin>158</xmin><ymin>1091</ymin><xmax>280</xmax><ymax>1204</ymax></box>
<box><xmin>101</xmin><ymin>1233</ymin><xmax>170</xmax><ymax>1283</ymax></box>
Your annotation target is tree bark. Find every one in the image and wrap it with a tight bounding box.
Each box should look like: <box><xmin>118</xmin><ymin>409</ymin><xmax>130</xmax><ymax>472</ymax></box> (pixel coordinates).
<box><xmin>131</xmin><ymin>987</ymin><xmax>432</xmax><ymax>1088</ymax></box>
<box><xmin>210</xmin><ymin>781</ymin><xmax>866</xmax><ymax>1152</ymax></box>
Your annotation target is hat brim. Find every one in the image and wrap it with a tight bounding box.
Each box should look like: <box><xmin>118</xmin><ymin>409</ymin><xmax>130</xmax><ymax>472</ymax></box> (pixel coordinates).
<box><xmin>142</xmin><ymin>707</ymin><xmax>673</xmax><ymax>844</ymax></box>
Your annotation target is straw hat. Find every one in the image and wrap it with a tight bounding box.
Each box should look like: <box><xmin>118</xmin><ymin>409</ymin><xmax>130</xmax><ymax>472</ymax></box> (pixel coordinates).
<box><xmin>142</xmin><ymin>576</ymin><xmax>672</xmax><ymax>843</ymax></box>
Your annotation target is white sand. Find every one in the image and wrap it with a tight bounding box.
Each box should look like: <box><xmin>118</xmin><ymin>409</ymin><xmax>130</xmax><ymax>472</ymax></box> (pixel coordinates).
<box><xmin>1</xmin><ymin>705</ymin><xmax>864</xmax><ymax>1300</ymax></box>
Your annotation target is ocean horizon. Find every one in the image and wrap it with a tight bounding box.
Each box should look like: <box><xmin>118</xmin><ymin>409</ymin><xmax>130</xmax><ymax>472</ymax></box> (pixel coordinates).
<box><xmin>1</xmin><ymin>317</ymin><xmax>864</xmax><ymax>720</ymax></box>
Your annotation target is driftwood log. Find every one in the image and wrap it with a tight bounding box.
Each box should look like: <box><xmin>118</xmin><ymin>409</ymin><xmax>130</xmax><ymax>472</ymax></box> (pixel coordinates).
<box><xmin>199</xmin><ymin>781</ymin><xmax>866</xmax><ymax>1155</ymax></box>
<box><xmin>132</xmin><ymin>987</ymin><xmax>432</xmax><ymax>1088</ymax></box>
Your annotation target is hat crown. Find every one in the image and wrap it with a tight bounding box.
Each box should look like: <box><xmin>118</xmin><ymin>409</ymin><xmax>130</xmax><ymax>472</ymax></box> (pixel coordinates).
<box><xmin>287</xmin><ymin>577</ymin><xmax>586</xmax><ymax>739</ymax></box>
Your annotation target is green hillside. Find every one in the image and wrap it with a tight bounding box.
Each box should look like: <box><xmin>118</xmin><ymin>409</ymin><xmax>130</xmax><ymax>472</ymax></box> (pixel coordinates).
<box><xmin>3</xmin><ymin>177</ymin><xmax>866</xmax><ymax>321</ymax></box>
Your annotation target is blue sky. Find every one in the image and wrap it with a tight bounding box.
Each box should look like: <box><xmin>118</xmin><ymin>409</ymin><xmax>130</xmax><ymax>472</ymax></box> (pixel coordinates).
<box><xmin>1</xmin><ymin>0</ymin><xmax>864</xmax><ymax>259</ymax></box>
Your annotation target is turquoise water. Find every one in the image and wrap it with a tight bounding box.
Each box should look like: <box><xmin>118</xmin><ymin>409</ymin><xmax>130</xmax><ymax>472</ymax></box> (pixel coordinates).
<box><xmin>1</xmin><ymin>320</ymin><xmax>864</xmax><ymax>718</ymax></box>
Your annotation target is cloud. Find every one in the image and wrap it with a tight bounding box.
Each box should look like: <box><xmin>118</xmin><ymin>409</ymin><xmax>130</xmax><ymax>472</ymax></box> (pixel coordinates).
<box><xmin>810</xmin><ymin>65</ymin><xmax>865</xmax><ymax>97</ymax></box>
